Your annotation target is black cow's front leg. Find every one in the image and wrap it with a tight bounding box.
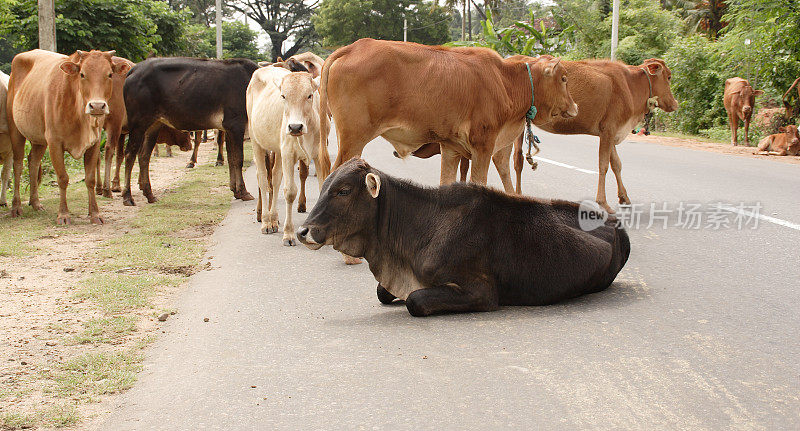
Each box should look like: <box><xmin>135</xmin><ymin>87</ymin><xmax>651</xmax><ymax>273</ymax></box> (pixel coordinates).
<box><xmin>377</xmin><ymin>283</ymin><xmax>396</xmax><ymax>304</ymax></box>
<box><xmin>405</xmin><ymin>281</ymin><xmax>498</xmax><ymax>317</ymax></box>
<box><xmin>223</xmin><ymin>125</ymin><xmax>253</xmax><ymax>201</ymax></box>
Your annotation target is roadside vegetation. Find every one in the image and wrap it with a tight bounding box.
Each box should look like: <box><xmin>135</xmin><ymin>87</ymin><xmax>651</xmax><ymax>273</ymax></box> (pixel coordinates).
<box><xmin>0</xmin><ymin>144</ymin><xmax>250</xmax><ymax>429</ymax></box>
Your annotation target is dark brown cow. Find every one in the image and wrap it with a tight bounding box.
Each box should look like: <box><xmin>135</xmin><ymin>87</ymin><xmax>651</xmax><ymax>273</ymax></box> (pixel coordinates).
<box><xmin>7</xmin><ymin>49</ymin><xmax>130</xmax><ymax>224</ymax></box>
<box><xmin>297</xmin><ymin>159</ymin><xmax>630</xmax><ymax>317</ymax></box>
<box><xmin>317</xmin><ymin>39</ymin><xmax>577</xmax><ymax>187</ymax></box>
<box><xmin>724</xmin><ymin>77</ymin><xmax>763</xmax><ymax>147</ymax></box>
<box><xmin>509</xmin><ymin>57</ymin><xmax>678</xmax><ymax>211</ymax></box>
<box><xmin>755</xmin><ymin>125</ymin><xmax>800</xmax><ymax>156</ymax></box>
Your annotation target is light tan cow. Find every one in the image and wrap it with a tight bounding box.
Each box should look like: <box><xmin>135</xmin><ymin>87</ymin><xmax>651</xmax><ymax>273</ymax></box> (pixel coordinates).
<box><xmin>247</xmin><ymin>65</ymin><xmax>324</xmax><ymax>246</ymax></box>
<box><xmin>6</xmin><ymin>49</ymin><xmax>130</xmax><ymax>224</ymax></box>
<box><xmin>754</xmin><ymin>125</ymin><xmax>800</xmax><ymax>156</ymax></box>
<box><xmin>1</xmin><ymin>71</ymin><xmax>12</xmax><ymax>207</ymax></box>
<box><xmin>317</xmin><ymin>39</ymin><xmax>577</xmax><ymax>187</ymax></box>
<box><xmin>724</xmin><ymin>77</ymin><xmax>763</xmax><ymax>147</ymax></box>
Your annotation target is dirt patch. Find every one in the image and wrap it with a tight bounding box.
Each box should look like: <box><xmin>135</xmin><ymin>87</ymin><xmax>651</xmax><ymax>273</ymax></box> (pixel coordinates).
<box><xmin>0</xmin><ymin>141</ymin><xmax>230</xmax><ymax>429</ymax></box>
<box><xmin>628</xmin><ymin>133</ymin><xmax>800</xmax><ymax>165</ymax></box>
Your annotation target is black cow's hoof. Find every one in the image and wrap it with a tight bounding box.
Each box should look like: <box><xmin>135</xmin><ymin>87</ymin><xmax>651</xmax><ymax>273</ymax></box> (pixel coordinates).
<box><xmin>297</xmin><ymin>203</ymin><xmax>306</xmax><ymax>213</ymax></box>
<box><xmin>145</xmin><ymin>194</ymin><xmax>158</xmax><ymax>204</ymax></box>
<box><xmin>186</xmin><ymin>162</ymin><xmax>195</xmax><ymax>169</ymax></box>
<box><xmin>238</xmin><ymin>192</ymin><xmax>255</xmax><ymax>201</ymax></box>
<box><xmin>377</xmin><ymin>284</ymin><xmax>396</xmax><ymax>304</ymax></box>
<box><xmin>215</xmin><ymin>160</ymin><xmax>224</xmax><ymax>167</ymax></box>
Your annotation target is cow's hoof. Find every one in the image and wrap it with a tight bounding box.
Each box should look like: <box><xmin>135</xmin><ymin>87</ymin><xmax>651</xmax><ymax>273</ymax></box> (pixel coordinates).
<box><xmin>145</xmin><ymin>194</ymin><xmax>158</xmax><ymax>204</ymax></box>
<box><xmin>256</xmin><ymin>213</ymin><xmax>262</xmax><ymax>223</ymax></box>
<box><xmin>101</xmin><ymin>189</ymin><xmax>113</xmax><ymax>198</ymax></box>
<box><xmin>56</xmin><ymin>214</ymin><xmax>71</xmax><ymax>225</ymax></box>
<box><xmin>618</xmin><ymin>196</ymin><xmax>631</xmax><ymax>205</ymax></box>
<box><xmin>111</xmin><ymin>185</ymin><xmax>121</xmax><ymax>193</ymax></box>
<box><xmin>30</xmin><ymin>202</ymin><xmax>44</xmax><ymax>211</ymax></box>
<box><xmin>238</xmin><ymin>192</ymin><xmax>255</xmax><ymax>201</ymax></box>
<box><xmin>95</xmin><ymin>187</ymin><xmax>103</xmax><ymax>196</ymax></box>
<box><xmin>297</xmin><ymin>203</ymin><xmax>306</xmax><ymax>213</ymax></box>
<box><xmin>123</xmin><ymin>198</ymin><xmax>135</xmax><ymax>207</ymax></box>
<box><xmin>377</xmin><ymin>284</ymin><xmax>396</xmax><ymax>304</ymax></box>
<box><xmin>260</xmin><ymin>224</ymin><xmax>271</xmax><ymax>234</ymax></box>
<box><xmin>186</xmin><ymin>162</ymin><xmax>195</xmax><ymax>169</ymax></box>
<box><xmin>10</xmin><ymin>206</ymin><xmax>22</xmax><ymax>217</ymax></box>
<box><xmin>343</xmin><ymin>255</ymin><xmax>362</xmax><ymax>265</ymax></box>
<box><xmin>215</xmin><ymin>160</ymin><xmax>224</xmax><ymax>167</ymax></box>
<box><xmin>90</xmin><ymin>215</ymin><xmax>105</xmax><ymax>225</ymax></box>
<box><xmin>282</xmin><ymin>238</ymin><xmax>296</xmax><ymax>246</ymax></box>
<box><xmin>598</xmin><ymin>201</ymin><xmax>615</xmax><ymax>214</ymax></box>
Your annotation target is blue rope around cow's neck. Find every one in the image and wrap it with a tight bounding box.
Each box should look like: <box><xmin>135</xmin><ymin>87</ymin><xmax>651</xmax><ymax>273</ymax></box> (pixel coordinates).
<box><xmin>525</xmin><ymin>63</ymin><xmax>537</xmax><ymax>121</ymax></box>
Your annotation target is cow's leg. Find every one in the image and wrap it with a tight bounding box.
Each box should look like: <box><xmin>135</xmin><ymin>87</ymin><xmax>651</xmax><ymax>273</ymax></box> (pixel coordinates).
<box><xmin>253</xmin><ymin>144</ymin><xmax>272</xmax><ymax>233</ymax></box>
<box><xmin>165</xmin><ymin>144</ymin><xmax>173</xmax><ymax>157</ymax></box>
<box><xmin>267</xmin><ymin>151</ymin><xmax>275</xmax><ymax>213</ymax></box>
<box><xmin>84</xmin><ymin>144</ymin><xmax>103</xmax><ymax>224</ymax></box>
<box><xmin>459</xmin><ymin>157</ymin><xmax>470</xmax><ymax>182</ymax></box>
<box><xmin>101</xmin><ymin>126</ymin><xmax>122</xmax><ymax>197</ymax></box>
<box><xmin>729</xmin><ymin>114</ymin><xmax>739</xmax><ymax>146</ymax></box>
<box><xmin>267</xmin><ymin>150</ymin><xmax>283</xmax><ymax>234</ymax></box>
<box><xmin>215</xmin><ymin>130</ymin><xmax>225</xmax><ymax>166</ymax></box>
<box><xmin>281</xmin><ymin>151</ymin><xmax>299</xmax><ymax>246</ymax></box>
<box><xmin>0</xmin><ymin>143</ymin><xmax>10</xmax><ymax>207</ymax></box>
<box><xmin>492</xmin><ymin>144</ymin><xmax>515</xmax><ymax>194</ymax></box>
<box><xmin>26</xmin><ymin>144</ymin><xmax>47</xmax><ymax>211</ymax></box>
<box><xmin>609</xmin><ymin>144</ymin><xmax>630</xmax><ymax>205</ymax></box>
<box><xmin>405</xmin><ymin>281</ymin><xmax>498</xmax><ymax>317</ymax></box>
<box><xmin>223</xmin><ymin>125</ymin><xmax>253</xmax><ymax>201</ymax></box>
<box><xmin>377</xmin><ymin>284</ymin><xmax>396</xmax><ymax>304</ymax></box>
<box><xmin>513</xmin><ymin>134</ymin><xmax>524</xmax><ymax>194</ymax></box>
<box><xmin>596</xmin><ymin>135</ymin><xmax>614</xmax><ymax>213</ymax></box>
<box><xmin>468</xmin><ymin>147</ymin><xmax>494</xmax><ymax>186</ymax></box>
<box><xmin>112</xmin><ymin>134</ymin><xmax>125</xmax><ymax>192</ymax></box>
<box><xmin>9</xmin><ymin>120</ymin><xmax>26</xmax><ymax>217</ymax></box>
<box><xmin>138</xmin><ymin>129</ymin><xmax>160</xmax><ymax>204</ymax></box>
<box><xmin>439</xmin><ymin>145</ymin><xmax>461</xmax><ymax>185</ymax></box>
<box><xmin>187</xmin><ymin>131</ymin><xmax>201</xmax><ymax>168</ymax></box>
<box><xmin>743</xmin><ymin>117</ymin><xmax>751</xmax><ymax>146</ymax></box>
<box><xmin>297</xmin><ymin>160</ymin><xmax>308</xmax><ymax>213</ymax></box>
<box><xmin>47</xmin><ymin>144</ymin><xmax>71</xmax><ymax>225</ymax></box>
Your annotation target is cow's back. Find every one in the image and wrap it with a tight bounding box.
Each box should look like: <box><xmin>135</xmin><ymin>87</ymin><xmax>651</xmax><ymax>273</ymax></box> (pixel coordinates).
<box><xmin>8</xmin><ymin>50</ymin><xmax>67</xmax><ymax>143</ymax></box>
<box><xmin>724</xmin><ymin>77</ymin><xmax>748</xmax><ymax>112</ymax></box>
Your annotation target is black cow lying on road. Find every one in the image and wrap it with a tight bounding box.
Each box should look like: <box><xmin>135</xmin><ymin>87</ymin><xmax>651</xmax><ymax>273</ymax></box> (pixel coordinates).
<box><xmin>122</xmin><ymin>57</ymin><xmax>258</xmax><ymax>205</ymax></box>
<box><xmin>297</xmin><ymin>159</ymin><xmax>631</xmax><ymax>317</ymax></box>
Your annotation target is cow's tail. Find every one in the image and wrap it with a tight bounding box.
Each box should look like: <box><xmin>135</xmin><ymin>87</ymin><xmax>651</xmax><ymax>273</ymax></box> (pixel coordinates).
<box><xmin>317</xmin><ymin>48</ymin><xmax>347</xmax><ymax>181</ymax></box>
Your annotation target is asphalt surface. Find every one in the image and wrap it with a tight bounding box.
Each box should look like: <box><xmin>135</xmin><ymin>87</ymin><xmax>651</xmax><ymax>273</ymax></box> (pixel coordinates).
<box><xmin>101</xmin><ymin>130</ymin><xmax>800</xmax><ymax>430</ymax></box>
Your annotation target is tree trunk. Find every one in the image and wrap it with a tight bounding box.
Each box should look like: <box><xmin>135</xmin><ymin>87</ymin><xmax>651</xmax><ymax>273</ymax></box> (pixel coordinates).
<box><xmin>461</xmin><ymin>1</ymin><xmax>466</xmax><ymax>41</ymax></box>
<box><xmin>269</xmin><ymin>34</ymin><xmax>287</xmax><ymax>62</ymax></box>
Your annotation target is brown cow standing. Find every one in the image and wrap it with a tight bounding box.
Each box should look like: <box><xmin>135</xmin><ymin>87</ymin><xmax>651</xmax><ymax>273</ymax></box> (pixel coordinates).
<box><xmin>724</xmin><ymin>77</ymin><xmax>763</xmax><ymax>147</ymax></box>
<box><xmin>509</xmin><ymin>57</ymin><xmax>678</xmax><ymax>212</ymax></box>
<box><xmin>186</xmin><ymin>130</ymin><xmax>225</xmax><ymax>168</ymax></box>
<box><xmin>317</xmin><ymin>39</ymin><xmax>578</xmax><ymax>187</ymax></box>
<box><xmin>6</xmin><ymin>50</ymin><xmax>131</xmax><ymax>224</ymax></box>
<box><xmin>754</xmin><ymin>125</ymin><xmax>800</xmax><ymax>156</ymax></box>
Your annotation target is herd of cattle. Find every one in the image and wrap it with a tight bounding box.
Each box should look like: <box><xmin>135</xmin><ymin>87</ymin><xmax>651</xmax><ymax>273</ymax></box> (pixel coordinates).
<box><xmin>0</xmin><ymin>39</ymin><xmax>795</xmax><ymax>314</ymax></box>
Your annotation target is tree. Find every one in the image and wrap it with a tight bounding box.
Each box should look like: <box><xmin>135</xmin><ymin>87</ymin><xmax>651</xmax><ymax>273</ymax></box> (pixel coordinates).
<box><xmin>0</xmin><ymin>0</ymin><xmax>190</xmax><ymax>61</ymax></box>
<box><xmin>314</xmin><ymin>0</ymin><xmax>451</xmax><ymax>47</ymax></box>
<box><xmin>685</xmin><ymin>0</ymin><xmax>727</xmax><ymax>39</ymax></box>
<box><xmin>227</xmin><ymin>0</ymin><xmax>317</xmax><ymax>61</ymax></box>
<box><xmin>184</xmin><ymin>21</ymin><xmax>262</xmax><ymax>59</ymax></box>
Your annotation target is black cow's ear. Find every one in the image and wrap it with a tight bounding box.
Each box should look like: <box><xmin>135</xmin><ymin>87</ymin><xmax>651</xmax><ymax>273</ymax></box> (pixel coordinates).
<box><xmin>365</xmin><ymin>173</ymin><xmax>381</xmax><ymax>198</ymax></box>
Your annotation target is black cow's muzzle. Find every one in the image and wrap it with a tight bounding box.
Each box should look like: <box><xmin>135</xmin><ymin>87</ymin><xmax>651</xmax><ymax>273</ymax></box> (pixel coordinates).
<box><xmin>297</xmin><ymin>226</ymin><xmax>323</xmax><ymax>250</ymax></box>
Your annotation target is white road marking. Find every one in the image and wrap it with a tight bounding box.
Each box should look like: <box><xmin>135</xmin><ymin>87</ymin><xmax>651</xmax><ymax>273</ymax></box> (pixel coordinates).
<box><xmin>532</xmin><ymin>156</ymin><xmax>598</xmax><ymax>174</ymax></box>
<box><xmin>532</xmin><ymin>156</ymin><xmax>800</xmax><ymax>232</ymax></box>
<box><xmin>719</xmin><ymin>205</ymin><xmax>800</xmax><ymax>232</ymax></box>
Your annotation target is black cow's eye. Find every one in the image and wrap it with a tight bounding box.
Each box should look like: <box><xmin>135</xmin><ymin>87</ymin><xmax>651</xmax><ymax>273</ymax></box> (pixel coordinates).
<box><xmin>308</xmin><ymin>94</ymin><xmax>313</xmax><ymax>99</ymax></box>
<box><xmin>80</xmin><ymin>73</ymin><xmax>85</xmax><ymax>79</ymax></box>
<box><xmin>281</xmin><ymin>94</ymin><xmax>285</xmax><ymax>99</ymax></box>
<box><xmin>337</xmin><ymin>188</ymin><xmax>350</xmax><ymax>196</ymax></box>
<box><xmin>108</xmin><ymin>73</ymin><xmax>113</xmax><ymax>78</ymax></box>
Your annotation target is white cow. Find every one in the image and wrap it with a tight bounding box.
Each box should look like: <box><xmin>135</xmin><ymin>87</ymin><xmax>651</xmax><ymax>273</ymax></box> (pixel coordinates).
<box><xmin>247</xmin><ymin>65</ymin><xmax>324</xmax><ymax>246</ymax></box>
<box><xmin>0</xmin><ymin>71</ymin><xmax>12</xmax><ymax>206</ymax></box>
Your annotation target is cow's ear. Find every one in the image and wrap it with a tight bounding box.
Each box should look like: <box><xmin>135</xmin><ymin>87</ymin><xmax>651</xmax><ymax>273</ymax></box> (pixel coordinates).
<box><xmin>312</xmin><ymin>76</ymin><xmax>321</xmax><ymax>91</ymax></box>
<box><xmin>365</xmin><ymin>173</ymin><xmax>381</xmax><ymax>198</ymax></box>
<box><xmin>305</xmin><ymin>62</ymin><xmax>320</xmax><ymax>79</ymax></box>
<box><xmin>60</xmin><ymin>61</ymin><xmax>80</xmax><ymax>75</ymax></box>
<box><xmin>645</xmin><ymin>62</ymin><xmax>663</xmax><ymax>75</ymax></box>
<box><xmin>258</xmin><ymin>61</ymin><xmax>271</xmax><ymax>67</ymax></box>
<box><xmin>113</xmin><ymin>61</ymin><xmax>131</xmax><ymax>75</ymax></box>
<box><xmin>753</xmin><ymin>90</ymin><xmax>764</xmax><ymax>96</ymax></box>
<box><xmin>779</xmin><ymin>126</ymin><xmax>786</xmax><ymax>132</ymax></box>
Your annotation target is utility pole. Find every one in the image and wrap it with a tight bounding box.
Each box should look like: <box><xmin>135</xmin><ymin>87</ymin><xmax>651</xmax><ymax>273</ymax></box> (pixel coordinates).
<box><xmin>610</xmin><ymin>0</ymin><xmax>619</xmax><ymax>60</ymax></box>
<box><xmin>467</xmin><ymin>0</ymin><xmax>472</xmax><ymax>40</ymax></box>
<box><xmin>215</xmin><ymin>0</ymin><xmax>223</xmax><ymax>59</ymax></box>
<box><xmin>461</xmin><ymin>1</ymin><xmax>466</xmax><ymax>41</ymax></box>
<box><xmin>403</xmin><ymin>18</ymin><xmax>407</xmax><ymax>42</ymax></box>
<box><xmin>38</xmin><ymin>0</ymin><xmax>56</xmax><ymax>52</ymax></box>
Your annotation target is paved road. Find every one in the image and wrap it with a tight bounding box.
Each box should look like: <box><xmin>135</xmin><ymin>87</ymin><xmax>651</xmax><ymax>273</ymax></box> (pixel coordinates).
<box><xmin>101</xmin><ymin>130</ymin><xmax>800</xmax><ymax>430</ymax></box>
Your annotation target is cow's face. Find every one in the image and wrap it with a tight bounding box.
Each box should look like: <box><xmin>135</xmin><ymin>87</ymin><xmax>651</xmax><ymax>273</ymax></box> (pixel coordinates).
<box><xmin>298</xmin><ymin>158</ymin><xmax>378</xmax><ymax>257</ymax></box>
<box><xmin>642</xmin><ymin>59</ymin><xmax>679</xmax><ymax>112</ymax></box>
<box><xmin>278</xmin><ymin>72</ymin><xmax>318</xmax><ymax>137</ymax></box>
<box><xmin>60</xmin><ymin>50</ymin><xmax>131</xmax><ymax>119</ymax></box>
<box><xmin>738</xmin><ymin>85</ymin><xmax>763</xmax><ymax>117</ymax></box>
<box><xmin>531</xmin><ymin>57</ymin><xmax>578</xmax><ymax>120</ymax></box>
<box><xmin>782</xmin><ymin>125</ymin><xmax>800</xmax><ymax>153</ymax></box>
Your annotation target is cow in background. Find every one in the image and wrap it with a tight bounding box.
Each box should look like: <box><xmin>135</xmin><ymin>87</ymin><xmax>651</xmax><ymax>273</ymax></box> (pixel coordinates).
<box><xmin>1</xmin><ymin>71</ymin><xmax>12</xmax><ymax>206</ymax></box>
<box><xmin>122</xmin><ymin>57</ymin><xmax>257</xmax><ymax>206</ymax></box>
<box><xmin>186</xmin><ymin>130</ymin><xmax>225</xmax><ymax>168</ymax></box>
<box><xmin>317</xmin><ymin>39</ymin><xmax>577</xmax><ymax>188</ymax></box>
<box><xmin>755</xmin><ymin>125</ymin><xmax>800</xmax><ymax>156</ymax></box>
<box><xmin>247</xmin><ymin>63</ymin><xmax>325</xmax><ymax>246</ymax></box>
<box><xmin>7</xmin><ymin>50</ymin><xmax>130</xmax><ymax>224</ymax></box>
<box><xmin>508</xmin><ymin>57</ymin><xmax>678</xmax><ymax>210</ymax></box>
<box><xmin>724</xmin><ymin>77</ymin><xmax>763</xmax><ymax>147</ymax></box>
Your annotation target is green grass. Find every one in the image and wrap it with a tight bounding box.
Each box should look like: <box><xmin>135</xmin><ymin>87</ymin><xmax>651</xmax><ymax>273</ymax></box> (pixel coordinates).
<box><xmin>75</xmin><ymin>273</ymin><xmax>181</xmax><ymax>314</ymax></box>
<box><xmin>71</xmin><ymin>316</ymin><xmax>138</xmax><ymax>345</ymax></box>
<box><xmin>0</xmin><ymin>404</ymin><xmax>79</xmax><ymax>430</ymax></box>
<box><xmin>45</xmin><ymin>351</ymin><xmax>142</xmax><ymax>401</ymax></box>
<box><xmin>648</xmin><ymin>130</ymin><xmax>727</xmax><ymax>144</ymax></box>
